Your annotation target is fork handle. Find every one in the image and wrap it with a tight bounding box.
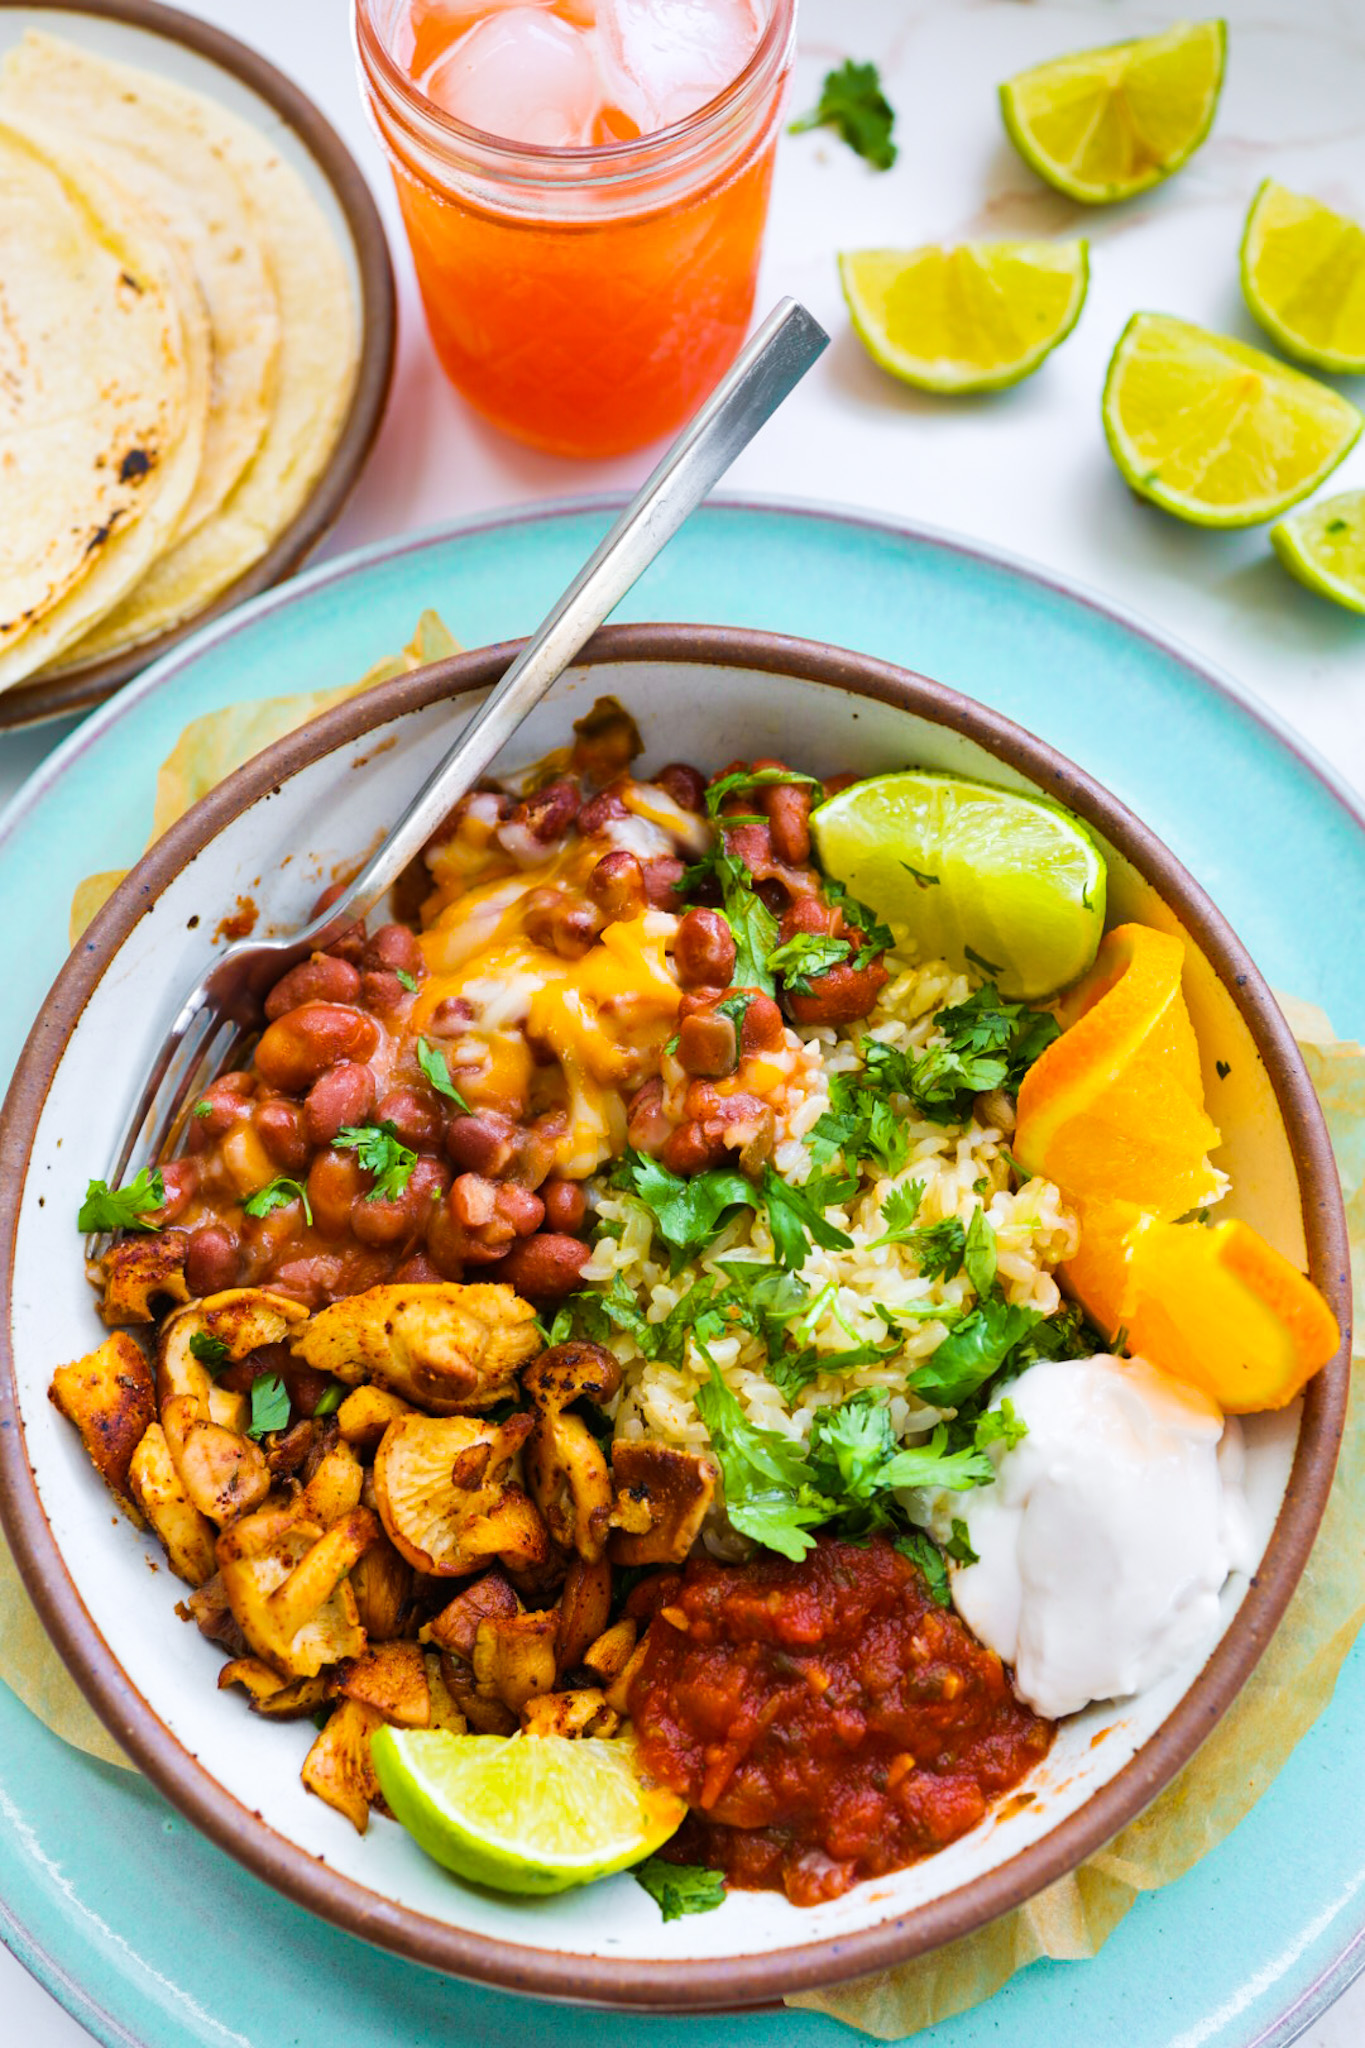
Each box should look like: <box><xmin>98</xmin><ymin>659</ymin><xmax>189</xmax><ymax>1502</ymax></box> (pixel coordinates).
<box><xmin>292</xmin><ymin>298</ymin><xmax>828</xmax><ymax>947</ymax></box>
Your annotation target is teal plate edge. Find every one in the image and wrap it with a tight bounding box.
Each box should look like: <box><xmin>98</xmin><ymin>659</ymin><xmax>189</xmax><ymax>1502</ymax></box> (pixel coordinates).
<box><xmin>2</xmin><ymin>494</ymin><xmax>1363</xmax><ymax>2048</ymax></box>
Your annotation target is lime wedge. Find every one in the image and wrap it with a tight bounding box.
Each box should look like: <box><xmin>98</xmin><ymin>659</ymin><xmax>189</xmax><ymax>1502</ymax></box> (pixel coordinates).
<box><xmin>811</xmin><ymin>771</ymin><xmax>1106</xmax><ymax>1000</ymax></box>
<box><xmin>999</xmin><ymin>20</ymin><xmax>1226</xmax><ymax>205</ymax></box>
<box><xmin>838</xmin><ymin>240</ymin><xmax>1088</xmax><ymax>394</ymax></box>
<box><xmin>371</xmin><ymin>1728</ymin><xmax>685</xmax><ymax>1895</ymax></box>
<box><xmin>1102</xmin><ymin>312</ymin><xmax>1362</xmax><ymax>527</ymax></box>
<box><xmin>1271</xmin><ymin>490</ymin><xmax>1365</xmax><ymax>615</ymax></box>
<box><xmin>1241</xmin><ymin>179</ymin><xmax>1365</xmax><ymax>374</ymax></box>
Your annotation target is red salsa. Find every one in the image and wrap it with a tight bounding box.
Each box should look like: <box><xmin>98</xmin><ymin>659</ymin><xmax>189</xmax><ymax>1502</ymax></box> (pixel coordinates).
<box><xmin>628</xmin><ymin>1535</ymin><xmax>1053</xmax><ymax>1905</ymax></box>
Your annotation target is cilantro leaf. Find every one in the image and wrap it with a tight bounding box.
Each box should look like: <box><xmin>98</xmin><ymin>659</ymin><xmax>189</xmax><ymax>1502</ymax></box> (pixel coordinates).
<box><xmin>789</xmin><ymin>59</ymin><xmax>898</xmax><ymax>170</ymax></box>
<box><xmin>962</xmin><ymin>1206</ymin><xmax>997</xmax><ymax>1299</ymax></box>
<box><xmin>880</xmin><ymin>1425</ymin><xmax>994</xmax><ymax>1492</ymax></box>
<box><xmin>974</xmin><ymin>1396</ymin><xmax>1028</xmax><ymax>1452</ymax></box>
<box><xmin>192</xmin><ymin>1099</ymin><xmax>213</xmax><ymax>1120</ymax></box>
<box><xmin>695</xmin><ymin>1361</ymin><xmax>835</xmax><ymax>1560</ymax></box>
<box><xmin>417</xmin><ymin>1037</ymin><xmax>471</xmax><ymax>1111</ymax></box>
<box><xmin>78</xmin><ymin>1166</ymin><xmax>166</xmax><ymax>1234</ymax></box>
<box><xmin>246</xmin><ymin>1373</ymin><xmax>291</xmax><ymax>1440</ymax></box>
<box><xmin>679</xmin><ymin>843</ymin><xmax>779</xmax><ymax>995</ymax></box>
<box><xmin>188</xmin><ymin>1330</ymin><xmax>229</xmax><ymax>1370</ymax></box>
<box><xmin>704</xmin><ymin>767</ymin><xmax>822</xmax><ymax>818</ymax></box>
<box><xmin>634</xmin><ymin>1857</ymin><xmax>727</xmax><ymax>1921</ymax></box>
<box><xmin>945</xmin><ymin>1519</ymin><xmax>978</xmax><ymax>1566</ymax></box>
<box><xmin>618</xmin><ymin>1150</ymin><xmax>759</xmax><ymax>1255</ymax></box>
<box><xmin>767</xmin><ymin>1339</ymin><xmax>898</xmax><ymax>1405</ymax></box>
<box><xmin>908</xmin><ymin>1216</ymin><xmax>967</xmax><ymax>1280</ymax></box>
<box><xmin>761</xmin><ymin>1164</ymin><xmax>855</xmax><ymax>1270</ymax></box>
<box><xmin>808</xmin><ymin>1392</ymin><xmax>993</xmax><ymax>1502</ymax></box>
<box><xmin>242</xmin><ymin>1176</ymin><xmax>314</xmax><ymax>1226</ymax></box>
<box><xmin>822</xmin><ymin>879</ymin><xmax>895</xmax><ymax>958</ymax></box>
<box><xmin>894</xmin><ymin>1529</ymin><xmax>951</xmax><ymax>1607</ymax></box>
<box><xmin>335</xmin><ymin>1121</ymin><xmax>417</xmax><ymax>1203</ymax></box>
<box><xmin>312</xmin><ymin>1383</ymin><xmax>345</xmax><ymax>1418</ymax></box>
<box><xmin>908</xmin><ymin>1299</ymin><xmax>1046</xmax><ymax>1409</ymax></box>
<box><xmin>866</xmin><ymin>1179</ymin><xmax>924</xmax><ymax>1247</ymax></box>
<box><xmin>766</xmin><ymin>930</ymin><xmax>852</xmax><ymax>995</ymax></box>
<box><xmin>395</xmin><ymin>967</ymin><xmax>419</xmax><ymax>993</ymax></box>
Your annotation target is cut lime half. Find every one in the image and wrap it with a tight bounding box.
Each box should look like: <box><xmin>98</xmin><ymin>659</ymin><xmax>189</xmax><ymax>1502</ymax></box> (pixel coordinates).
<box><xmin>999</xmin><ymin>20</ymin><xmax>1226</xmax><ymax>205</ymax></box>
<box><xmin>839</xmin><ymin>240</ymin><xmax>1088</xmax><ymax>394</ymax></box>
<box><xmin>372</xmin><ymin>1728</ymin><xmax>686</xmax><ymax>1896</ymax></box>
<box><xmin>1271</xmin><ymin>491</ymin><xmax>1365</xmax><ymax>616</ymax></box>
<box><xmin>1241</xmin><ymin>179</ymin><xmax>1365</xmax><ymax>375</ymax></box>
<box><xmin>811</xmin><ymin>771</ymin><xmax>1106</xmax><ymax>1000</ymax></box>
<box><xmin>1102</xmin><ymin>312</ymin><xmax>1362</xmax><ymax>528</ymax></box>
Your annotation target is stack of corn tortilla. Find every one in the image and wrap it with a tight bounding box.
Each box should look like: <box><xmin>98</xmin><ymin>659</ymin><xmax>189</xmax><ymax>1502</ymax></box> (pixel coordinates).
<box><xmin>0</xmin><ymin>30</ymin><xmax>358</xmax><ymax>692</ymax></box>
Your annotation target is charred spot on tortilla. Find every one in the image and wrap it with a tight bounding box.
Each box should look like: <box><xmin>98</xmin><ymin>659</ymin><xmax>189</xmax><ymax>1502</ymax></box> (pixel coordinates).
<box><xmin>118</xmin><ymin>269</ymin><xmax>143</xmax><ymax>294</ymax></box>
<box><xmin>119</xmin><ymin>448</ymin><xmax>153</xmax><ymax>484</ymax></box>
<box><xmin>84</xmin><ymin>510</ymin><xmax>125</xmax><ymax>556</ymax></box>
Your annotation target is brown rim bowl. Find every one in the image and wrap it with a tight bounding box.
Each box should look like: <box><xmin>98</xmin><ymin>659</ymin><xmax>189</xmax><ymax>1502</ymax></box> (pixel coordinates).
<box><xmin>0</xmin><ymin>625</ymin><xmax>1351</xmax><ymax>2007</ymax></box>
<box><xmin>0</xmin><ymin>0</ymin><xmax>397</xmax><ymax>731</ymax></box>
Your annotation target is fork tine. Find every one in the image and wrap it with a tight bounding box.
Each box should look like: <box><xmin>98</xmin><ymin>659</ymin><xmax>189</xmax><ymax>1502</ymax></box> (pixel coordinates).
<box><xmin>89</xmin><ymin>1007</ymin><xmax>242</xmax><ymax>1259</ymax></box>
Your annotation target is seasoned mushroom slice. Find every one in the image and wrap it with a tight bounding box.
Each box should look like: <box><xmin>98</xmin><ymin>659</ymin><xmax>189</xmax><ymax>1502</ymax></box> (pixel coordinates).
<box><xmin>608</xmin><ymin>1441</ymin><xmax>718</xmax><ymax>1566</ymax></box>
<box><xmin>128</xmin><ymin>1422</ymin><xmax>218</xmax><ymax>1586</ymax></box>
<box><xmin>161</xmin><ymin>1394</ymin><xmax>270</xmax><ymax>1526</ymax></box>
<box><xmin>521</xmin><ymin>1688</ymin><xmax>620</xmax><ymax>1738</ymax></box>
<box><xmin>158</xmin><ymin>1289</ymin><xmax>308</xmax><ymax>1433</ymax></box>
<box><xmin>555</xmin><ymin>1555</ymin><xmax>612</xmax><ymax>1674</ymax></box>
<box><xmin>340</xmin><ymin>1641</ymin><xmax>430</xmax><ymax>1728</ymax></box>
<box><xmin>291</xmin><ymin>1283</ymin><xmax>541</xmax><ymax>1413</ymax></box>
<box><xmin>348</xmin><ymin>1536</ymin><xmax>414</xmax><ymax>1643</ymax></box>
<box><xmin>522</xmin><ymin>1343</ymin><xmax>621</xmax><ymax>1563</ymax></box>
<box><xmin>336</xmin><ymin>1384</ymin><xmax>412</xmax><ymax>1454</ymax></box>
<box><xmin>472</xmin><ymin>1609</ymin><xmax>558</xmax><ymax>1712</ymax></box>
<box><xmin>217</xmin><ymin>1500</ymin><xmax>379</xmax><ymax>1678</ymax></box>
<box><xmin>50</xmin><ymin>1333</ymin><xmax>155</xmax><ymax>1518</ymax></box>
<box><xmin>302</xmin><ymin>1699</ymin><xmax>385</xmax><ymax>1834</ymax></box>
<box><xmin>218</xmin><ymin>1660</ymin><xmax>336</xmax><ymax>1720</ymax></box>
<box><xmin>99</xmin><ymin>1232</ymin><xmax>190</xmax><ymax>1326</ymax></box>
<box><xmin>423</xmin><ymin>1569</ymin><xmax>522</xmax><ymax>1657</ymax></box>
<box><xmin>372</xmin><ymin>1412</ymin><xmax>548</xmax><ymax>1577</ymax></box>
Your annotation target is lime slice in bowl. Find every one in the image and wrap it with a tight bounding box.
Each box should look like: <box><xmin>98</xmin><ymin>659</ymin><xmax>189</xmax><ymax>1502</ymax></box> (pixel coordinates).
<box><xmin>371</xmin><ymin>1728</ymin><xmax>686</xmax><ymax>1895</ymax></box>
<box><xmin>811</xmin><ymin>771</ymin><xmax>1106</xmax><ymax>1000</ymax></box>
<box><xmin>1241</xmin><ymin>179</ymin><xmax>1365</xmax><ymax>374</ymax></box>
<box><xmin>1271</xmin><ymin>491</ymin><xmax>1365</xmax><ymax>615</ymax></box>
<box><xmin>999</xmin><ymin>19</ymin><xmax>1226</xmax><ymax>205</ymax></box>
<box><xmin>839</xmin><ymin>240</ymin><xmax>1088</xmax><ymax>394</ymax></box>
<box><xmin>1102</xmin><ymin>312</ymin><xmax>1362</xmax><ymax>528</ymax></box>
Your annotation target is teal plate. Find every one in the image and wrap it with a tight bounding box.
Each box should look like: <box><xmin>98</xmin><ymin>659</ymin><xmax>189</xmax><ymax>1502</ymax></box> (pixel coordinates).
<box><xmin>2</xmin><ymin>499</ymin><xmax>1363</xmax><ymax>2047</ymax></box>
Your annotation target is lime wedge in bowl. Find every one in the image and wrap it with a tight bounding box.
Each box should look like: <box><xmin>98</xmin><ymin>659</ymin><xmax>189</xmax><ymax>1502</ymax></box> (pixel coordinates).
<box><xmin>1102</xmin><ymin>312</ymin><xmax>1362</xmax><ymax>527</ymax></box>
<box><xmin>371</xmin><ymin>1728</ymin><xmax>686</xmax><ymax>1895</ymax></box>
<box><xmin>1241</xmin><ymin>179</ymin><xmax>1365</xmax><ymax>374</ymax></box>
<box><xmin>811</xmin><ymin>771</ymin><xmax>1106</xmax><ymax>1000</ymax></box>
<box><xmin>839</xmin><ymin>240</ymin><xmax>1088</xmax><ymax>394</ymax></box>
<box><xmin>1271</xmin><ymin>490</ymin><xmax>1365</xmax><ymax>615</ymax></box>
<box><xmin>999</xmin><ymin>20</ymin><xmax>1226</xmax><ymax>205</ymax></box>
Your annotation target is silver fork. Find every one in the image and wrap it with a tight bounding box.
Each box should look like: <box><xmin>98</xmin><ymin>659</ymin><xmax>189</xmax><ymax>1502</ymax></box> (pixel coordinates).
<box><xmin>99</xmin><ymin>298</ymin><xmax>829</xmax><ymax>1220</ymax></box>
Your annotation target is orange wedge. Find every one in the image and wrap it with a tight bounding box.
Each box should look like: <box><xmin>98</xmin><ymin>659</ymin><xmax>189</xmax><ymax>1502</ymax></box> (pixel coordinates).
<box><xmin>1015</xmin><ymin>923</ymin><xmax>1222</xmax><ymax>1219</ymax></box>
<box><xmin>1060</xmin><ymin>1194</ymin><xmax>1143</xmax><ymax>1337</ymax></box>
<box><xmin>1122</xmin><ymin>1214</ymin><xmax>1342</xmax><ymax>1412</ymax></box>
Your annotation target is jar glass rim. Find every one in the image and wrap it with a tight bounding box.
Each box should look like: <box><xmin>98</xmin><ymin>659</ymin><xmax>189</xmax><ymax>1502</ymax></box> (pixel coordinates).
<box><xmin>353</xmin><ymin>0</ymin><xmax>795</xmax><ymax>171</ymax></box>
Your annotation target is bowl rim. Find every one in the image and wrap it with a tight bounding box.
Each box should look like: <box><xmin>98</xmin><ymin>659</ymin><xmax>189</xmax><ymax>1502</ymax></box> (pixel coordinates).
<box><xmin>0</xmin><ymin>0</ymin><xmax>398</xmax><ymax>734</ymax></box>
<box><xmin>0</xmin><ymin>623</ymin><xmax>1351</xmax><ymax>2008</ymax></box>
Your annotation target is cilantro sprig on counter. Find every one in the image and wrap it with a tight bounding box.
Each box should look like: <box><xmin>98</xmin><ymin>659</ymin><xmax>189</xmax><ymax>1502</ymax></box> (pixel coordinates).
<box><xmin>78</xmin><ymin>1166</ymin><xmax>166</xmax><ymax>1233</ymax></box>
<box><xmin>789</xmin><ymin>60</ymin><xmax>898</xmax><ymax>171</ymax></box>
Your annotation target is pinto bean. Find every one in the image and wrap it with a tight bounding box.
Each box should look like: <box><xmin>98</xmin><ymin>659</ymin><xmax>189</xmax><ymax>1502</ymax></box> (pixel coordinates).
<box><xmin>626</xmin><ymin>1078</ymin><xmax>671</xmax><ymax>1156</ymax></box>
<box><xmin>360</xmin><ymin>969</ymin><xmax>408</xmax><ymax>1015</ymax></box>
<box><xmin>376</xmin><ymin>1086</ymin><xmax>445</xmax><ymax>1151</ymax></box>
<box><xmin>307</xmin><ymin>1148</ymin><xmax>369</xmax><ymax>1239</ymax></box>
<box><xmin>738</xmin><ymin>991</ymin><xmax>786</xmax><ymax>1053</ymax></box>
<box><xmin>588</xmin><ymin>850</ymin><xmax>646</xmax><ymax>920</ymax></box>
<box><xmin>577</xmin><ymin>788</ymin><xmax>628</xmax><ymax>835</ymax></box>
<box><xmin>541</xmin><ymin>1179</ymin><xmax>587</xmax><ymax>1234</ymax></box>
<box><xmin>255</xmin><ymin>1004</ymin><xmax>378</xmax><ymax>1094</ymax></box>
<box><xmin>572</xmin><ymin>706</ymin><xmax>639</xmax><ymax>783</ymax></box>
<box><xmin>424</xmin><ymin>1198</ymin><xmax>466</xmax><ymax>1281</ymax></box>
<box><xmin>653</xmin><ymin>763</ymin><xmax>706</xmax><ymax>813</ymax></box>
<box><xmin>426</xmin><ymin>996</ymin><xmax>474</xmax><ymax>1037</ymax></box>
<box><xmin>253</xmin><ymin>1099</ymin><xmax>310</xmax><ymax>1172</ymax></box>
<box><xmin>155</xmin><ymin>1159</ymin><xmax>198</xmax><ymax>1223</ymax></box>
<box><xmin>351</xmin><ymin>1155</ymin><xmax>449</xmax><ymax>1248</ymax></box>
<box><xmin>393</xmin><ymin>1252</ymin><xmax>443</xmax><ymax>1285</ymax></box>
<box><xmin>269</xmin><ymin>1255</ymin><xmax>346</xmax><ymax>1311</ymax></box>
<box><xmin>362</xmin><ymin>922</ymin><xmax>425</xmax><ymax>981</ymax></box>
<box><xmin>452</xmin><ymin>1172</ymin><xmax>498</xmax><ymax>1229</ymax></box>
<box><xmin>750</xmin><ymin>758</ymin><xmax>814</xmax><ymax>866</ymax></box>
<box><xmin>264</xmin><ymin>954</ymin><xmax>362</xmax><ymax>1022</ymax></box>
<box><xmin>308</xmin><ymin>882</ymin><xmax>368</xmax><ymax>964</ymax></box>
<box><xmin>303</xmin><ymin>1062</ymin><xmax>376</xmax><ymax>1147</ymax></box>
<box><xmin>778</xmin><ymin>893</ymin><xmax>838</xmax><ymax>942</ymax></box>
<box><xmin>674</xmin><ymin>907</ymin><xmax>736</xmax><ymax>989</ymax></box>
<box><xmin>496</xmin><ymin>1183</ymin><xmax>545</xmax><ymax>1237</ymax></box>
<box><xmin>493</xmin><ymin>1232</ymin><xmax>592</xmax><ymax>1302</ymax></box>
<box><xmin>787</xmin><ymin>960</ymin><xmax>889</xmax><ymax>1026</ymax></box>
<box><xmin>662</xmin><ymin>1120</ymin><xmax>726</xmax><ymax>1176</ymax></box>
<box><xmin>446</xmin><ymin>1110</ymin><xmax>519</xmax><ymax>1177</ymax></box>
<box><xmin>186</xmin><ymin>1074</ymin><xmax>253</xmax><ymax>1148</ymax></box>
<box><xmin>641</xmin><ymin>856</ymin><xmax>685</xmax><ymax>910</ymax></box>
<box><xmin>681</xmin><ymin>1085</ymin><xmax>776</xmax><ymax>1171</ymax></box>
<box><xmin>509</xmin><ymin>779</ymin><xmax>580</xmax><ymax>845</ymax></box>
<box><xmin>677</xmin><ymin>1011</ymin><xmax>738</xmax><ymax>1078</ymax></box>
<box><xmin>185</xmin><ymin>1225</ymin><xmax>240</xmax><ymax>1295</ymax></box>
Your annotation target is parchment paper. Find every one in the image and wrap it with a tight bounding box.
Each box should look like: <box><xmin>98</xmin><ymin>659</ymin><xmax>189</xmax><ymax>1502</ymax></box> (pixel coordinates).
<box><xmin>2</xmin><ymin>632</ymin><xmax>1356</xmax><ymax>2034</ymax></box>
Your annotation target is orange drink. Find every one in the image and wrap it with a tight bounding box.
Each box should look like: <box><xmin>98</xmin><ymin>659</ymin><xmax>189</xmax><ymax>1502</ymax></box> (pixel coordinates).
<box><xmin>355</xmin><ymin>0</ymin><xmax>795</xmax><ymax>457</ymax></box>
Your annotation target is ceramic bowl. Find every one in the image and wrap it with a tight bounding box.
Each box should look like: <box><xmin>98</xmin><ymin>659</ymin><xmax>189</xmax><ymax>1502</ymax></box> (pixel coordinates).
<box><xmin>0</xmin><ymin>626</ymin><xmax>1351</xmax><ymax>2008</ymax></box>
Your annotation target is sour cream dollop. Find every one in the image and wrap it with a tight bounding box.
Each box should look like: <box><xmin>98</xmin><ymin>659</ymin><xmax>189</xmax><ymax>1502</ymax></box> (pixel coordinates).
<box><xmin>947</xmin><ymin>1354</ymin><xmax>1255</xmax><ymax>1719</ymax></box>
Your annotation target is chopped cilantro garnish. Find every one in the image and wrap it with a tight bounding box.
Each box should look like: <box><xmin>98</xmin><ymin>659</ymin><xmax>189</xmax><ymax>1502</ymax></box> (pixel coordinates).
<box><xmin>962</xmin><ymin>1206</ymin><xmax>997</xmax><ymax>1298</ymax></box>
<box><xmin>761</xmin><ymin>1163</ymin><xmax>856</xmax><ymax>1269</ymax></box>
<box><xmin>191</xmin><ymin>1099</ymin><xmax>213</xmax><ymax>1120</ymax></box>
<box><xmin>246</xmin><ymin>1373</ymin><xmax>291</xmax><ymax>1440</ymax></box>
<box><xmin>695</xmin><ymin>1360</ymin><xmax>835</xmax><ymax>1560</ymax></box>
<box><xmin>78</xmin><ymin>1166</ymin><xmax>166</xmax><ymax>1233</ymax></box>
<box><xmin>614</xmin><ymin>1150</ymin><xmax>759</xmax><ymax>1255</ymax></box>
<box><xmin>900</xmin><ymin>861</ymin><xmax>939</xmax><ymax>890</ymax></box>
<box><xmin>766</xmin><ymin>929</ymin><xmax>852</xmax><ymax>994</ymax></box>
<box><xmin>703</xmin><ymin>766</ymin><xmax>822</xmax><ymax>818</ymax></box>
<box><xmin>865</xmin><ymin>1179</ymin><xmax>925</xmax><ymax>1247</ymax></box>
<box><xmin>789</xmin><ymin>59</ymin><xmax>898</xmax><ymax>170</ymax></box>
<box><xmin>242</xmin><ymin>1176</ymin><xmax>313</xmax><ymax>1225</ymax></box>
<box><xmin>395</xmin><ymin>967</ymin><xmax>419</xmax><ymax>993</ymax></box>
<box><xmin>678</xmin><ymin>842</ymin><xmax>779</xmax><ymax>994</ymax></box>
<box><xmin>852</xmin><ymin>985</ymin><xmax>1060</xmax><ymax>1127</ymax></box>
<box><xmin>894</xmin><ymin>1529</ymin><xmax>951</xmax><ymax>1607</ymax></box>
<box><xmin>188</xmin><ymin>1330</ymin><xmax>229</xmax><ymax>1370</ymax></box>
<box><xmin>945</xmin><ymin>1518</ymin><xmax>978</xmax><ymax>1566</ymax></box>
<box><xmin>908</xmin><ymin>1298</ymin><xmax>1045</xmax><ymax>1408</ymax></box>
<box><xmin>335</xmin><ymin>1121</ymin><xmax>417</xmax><ymax>1202</ymax></box>
<box><xmin>416</xmin><ymin>1036</ymin><xmax>471</xmax><ymax>1111</ymax></box>
<box><xmin>312</xmin><ymin>1383</ymin><xmax>345</xmax><ymax>1417</ymax></box>
<box><xmin>974</xmin><ymin>1396</ymin><xmax>1028</xmax><ymax>1452</ymax></box>
<box><xmin>634</xmin><ymin>1857</ymin><xmax>727</xmax><ymax>1921</ymax></box>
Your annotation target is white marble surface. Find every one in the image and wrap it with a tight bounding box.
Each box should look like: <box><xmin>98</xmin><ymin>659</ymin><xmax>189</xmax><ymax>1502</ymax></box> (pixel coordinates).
<box><xmin>1</xmin><ymin>0</ymin><xmax>1362</xmax><ymax>2040</ymax></box>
